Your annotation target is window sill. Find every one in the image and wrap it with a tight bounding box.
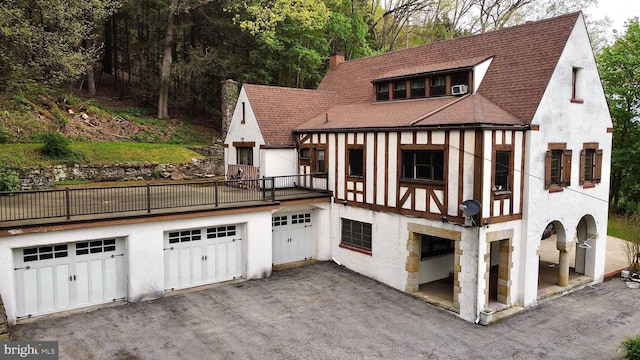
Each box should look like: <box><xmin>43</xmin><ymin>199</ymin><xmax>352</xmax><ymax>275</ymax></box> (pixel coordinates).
<box><xmin>570</xmin><ymin>99</ymin><xmax>584</xmax><ymax>104</ymax></box>
<box><xmin>582</xmin><ymin>183</ymin><xmax>596</xmax><ymax>189</ymax></box>
<box><xmin>400</xmin><ymin>179</ymin><xmax>445</xmax><ymax>187</ymax></box>
<box><xmin>492</xmin><ymin>190</ymin><xmax>512</xmax><ymax>198</ymax></box>
<box><xmin>548</xmin><ymin>187</ymin><xmax>564</xmax><ymax>193</ymax></box>
<box><xmin>347</xmin><ymin>175</ymin><xmax>364</xmax><ymax>180</ymax></box>
<box><xmin>339</xmin><ymin>243</ymin><xmax>372</xmax><ymax>256</ymax></box>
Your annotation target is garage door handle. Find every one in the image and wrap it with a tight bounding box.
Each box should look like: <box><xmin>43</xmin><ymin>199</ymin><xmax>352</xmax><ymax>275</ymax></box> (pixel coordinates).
<box><xmin>111</xmin><ymin>254</ymin><xmax>124</xmax><ymax>258</ymax></box>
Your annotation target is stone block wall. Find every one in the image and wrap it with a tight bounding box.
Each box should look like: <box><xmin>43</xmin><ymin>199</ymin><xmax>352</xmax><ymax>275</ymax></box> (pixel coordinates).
<box><xmin>0</xmin><ymin>295</ymin><xmax>10</xmax><ymax>340</ymax></box>
<box><xmin>17</xmin><ymin>146</ymin><xmax>225</xmax><ymax>190</ymax></box>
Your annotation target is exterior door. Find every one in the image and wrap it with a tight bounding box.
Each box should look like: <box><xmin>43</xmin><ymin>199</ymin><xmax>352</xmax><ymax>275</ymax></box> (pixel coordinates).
<box><xmin>272</xmin><ymin>212</ymin><xmax>314</xmax><ymax>265</ymax></box>
<box><xmin>14</xmin><ymin>238</ymin><xmax>126</xmax><ymax>319</ymax></box>
<box><xmin>164</xmin><ymin>225</ymin><xmax>243</xmax><ymax>291</ymax></box>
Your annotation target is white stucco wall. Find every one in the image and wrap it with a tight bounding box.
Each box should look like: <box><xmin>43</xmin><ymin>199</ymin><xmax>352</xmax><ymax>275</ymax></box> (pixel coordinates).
<box><xmin>0</xmin><ymin>210</ymin><xmax>273</xmax><ymax>324</ymax></box>
<box><xmin>263</xmin><ymin>149</ymin><xmax>298</xmax><ymax>178</ymax></box>
<box><xmin>521</xmin><ymin>14</ymin><xmax>612</xmax><ymax>306</ymax></box>
<box><xmin>224</xmin><ymin>87</ymin><xmax>266</xmax><ymax>174</ymax></box>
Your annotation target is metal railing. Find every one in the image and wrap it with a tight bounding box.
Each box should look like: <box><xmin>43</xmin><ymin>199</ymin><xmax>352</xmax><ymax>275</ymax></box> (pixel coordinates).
<box><xmin>0</xmin><ymin>174</ymin><xmax>330</xmax><ymax>224</ymax></box>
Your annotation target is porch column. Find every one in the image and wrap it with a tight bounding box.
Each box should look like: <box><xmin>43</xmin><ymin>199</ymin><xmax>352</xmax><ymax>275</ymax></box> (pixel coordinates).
<box><xmin>557</xmin><ymin>242</ymin><xmax>572</xmax><ymax>286</ymax></box>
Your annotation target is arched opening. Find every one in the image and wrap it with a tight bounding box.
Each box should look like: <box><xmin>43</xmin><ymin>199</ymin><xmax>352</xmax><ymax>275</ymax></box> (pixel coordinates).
<box><xmin>575</xmin><ymin>215</ymin><xmax>598</xmax><ymax>276</ymax></box>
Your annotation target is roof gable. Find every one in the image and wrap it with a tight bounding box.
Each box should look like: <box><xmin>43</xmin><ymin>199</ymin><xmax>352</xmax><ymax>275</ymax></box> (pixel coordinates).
<box><xmin>317</xmin><ymin>12</ymin><xmax>580</xmax><ymax>124</ymax></box>
<box><xmin>243</xmin><ymin>84</ymin><xmax>336</xmax><ymax>146</ymax></box>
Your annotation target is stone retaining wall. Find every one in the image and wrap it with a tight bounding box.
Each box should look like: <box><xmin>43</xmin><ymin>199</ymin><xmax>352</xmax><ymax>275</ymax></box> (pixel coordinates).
<box><xmin>0</xmin><ymin>295</ymin><xmax>10</xmax><ymax>340</ymax></box>
<box><xmin>19</xmin><ymin>158</ymin><xmax>225</xmax><ymax>190</ymax></box>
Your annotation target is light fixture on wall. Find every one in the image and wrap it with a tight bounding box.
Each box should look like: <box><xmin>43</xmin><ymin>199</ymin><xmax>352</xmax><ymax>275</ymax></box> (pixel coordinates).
<box><xmin>578</xmin><ymin>240</ymin><xmax>592</xmax><ymax>249</ymax></box>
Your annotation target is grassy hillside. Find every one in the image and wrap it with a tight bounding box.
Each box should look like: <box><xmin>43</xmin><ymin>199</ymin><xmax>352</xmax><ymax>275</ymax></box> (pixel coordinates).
<box><xmin>0</xmin><ymin>86</ymin><xmax>220</xmax><ymax>166</ymax></box>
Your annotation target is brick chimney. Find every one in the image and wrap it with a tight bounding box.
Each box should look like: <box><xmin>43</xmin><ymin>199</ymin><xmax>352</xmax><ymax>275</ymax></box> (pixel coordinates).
<box><xmin>329</xmin><ymin>53</ymin><xmax>345</xmax><ymax>69</ymax></box>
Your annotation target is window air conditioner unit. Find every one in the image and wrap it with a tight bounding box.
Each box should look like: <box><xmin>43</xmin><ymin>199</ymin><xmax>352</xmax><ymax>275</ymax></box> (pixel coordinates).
<box><xmin>451</xmin><ymin>84</ymin><xmax>468</xmax><ymax>96</ymax></box>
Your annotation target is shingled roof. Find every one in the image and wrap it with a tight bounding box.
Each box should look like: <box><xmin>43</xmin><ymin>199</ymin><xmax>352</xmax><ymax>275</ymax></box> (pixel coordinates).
<box><xmin>244</xmin><ymin>12</ymin><xmax>580</xmax><ymax>137</ymax></box>
<box><xmin>243</xmin><ymin>84</ymin><xmax>336</xmax><ymax>146</ymax></box>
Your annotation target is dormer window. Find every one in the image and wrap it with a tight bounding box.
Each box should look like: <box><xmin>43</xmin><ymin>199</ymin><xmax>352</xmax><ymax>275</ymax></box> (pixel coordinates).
<box><xmin>373</xmin><ymin>70</ymin><xmax>472</xmax><ymax>102</ymax></box>
<box><xmin>393</xmin><ymin>81</ymin><xmax>407</xmax><ymax>99</ymax></box>
<box><xmin>376</xmin><ymin>83</ymin><xmax>389</xmax><ymax>101</ymax></box>
<box><xmin>430</xmin><ymin>76</ymin><xmax>446</xmax><ymax>97</ymax></box>
<box><xmin>410</xmin><ymin>79</ymin><xmax>425</xmax><ymax>98</ymax></box>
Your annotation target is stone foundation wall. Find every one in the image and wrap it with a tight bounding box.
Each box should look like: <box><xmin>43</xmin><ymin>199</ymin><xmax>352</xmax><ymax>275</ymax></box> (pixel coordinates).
<box><xmin>0</xmin><ymin>295</ymin><xmax>10</xmax><ymax>340</ymax></box>
<box><xmin>18</xmin><ymin>158</ymin><xmax>225</xmax><ymax>190</ymax></box>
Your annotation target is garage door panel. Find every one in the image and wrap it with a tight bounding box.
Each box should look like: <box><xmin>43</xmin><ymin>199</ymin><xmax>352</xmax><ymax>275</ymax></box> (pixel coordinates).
<box><xmin>14</xmin><ymin>239</ymin><xmax>126</xmax><ymax>319</ymax></box>
<box><xmin>104</xmin><ymin>258</ymin><xmax>117</xmax><ymax>300</ymax></box>
<box><xmin>191</xmin><ymin>247</ymin><xmax>203</xmax><ymax>285</ymax></box>
<box><xmin>21</xmin><ymin>269</ymin><xmax>39</xmax><ymax>316</ymax></box>
<box><xmin>272</xmin><ymin>212</ymin><xmax>314</xmax><ymax>265</ymax></box>
<box><xmin>55</xmin><ymin>265</ymin><xmax>70</xmax><ymax>310</ymax></box>
<box><xmin>75</xmin><ymin>262</ymin><xmax>89</xmax><ymax>306</ymax></box>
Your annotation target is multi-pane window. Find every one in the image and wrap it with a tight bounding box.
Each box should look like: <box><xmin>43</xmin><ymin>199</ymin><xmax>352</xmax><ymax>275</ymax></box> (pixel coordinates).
<box><xmin>236</xmin><ymin>147</ymin><xmax>253</xmax><ymax>166</ymax></box>
<box><xmin>348</xmin><ymin>148</ymin><xmax>364</xmax><ymax>177</ymax></box>
<box><xmin>430</xmin><ymin>76</ymin><xmax>446</xmax><ymax>96</ymax></box>
<box><xmin>494</xmin><ymin>150</ymin><xmax>511</xmax><ymax>192</ymax></box>
<box><xmin>23</xmin><ymin>245</ymin><xmax>68</xmax><ymax>262</ymax></box>
<box><xmin>316</xmin><ymin>149</ymin><xmax>326</xmax><ymax>173</ymax></box>
<box><xmin>341</xmin><ymin>218</ymin><xmax>372</xmax><ymax>252</ymax></box>
<box><xmin>168</xmin><ymin>229</ymin><xmax>202</xmax><ymax>244</ymax></box>
<box><xmin>545</xmin><ymin>144</ymin><xmax>571</xmax><ymax>190</ymax></box>
<box><xmin>393</xmin><ymin>81</ymin><xmax>407</xmax><ymax>99</ymax></box>
<box><xmin>401</xmin><ymin>150</ymin><xmax>444</xmax><ymax>181</ymax></box>
<box><xmin>549</xmin><ymin>150</ymin><xmax>563</xmax><ymax>186</ymax></box>
<box><xmin>410</xmin><ymin>79</ymin><xmax>426</xmax><ymax>98</ymax></box>
<box><xmin>580</xmin><ymin>143</ymin><xmax>603</xmax><ymax>186</ymax></box>
<box><xmin>273</xmin><ymin>216</ymin><xmax>288</xmax><ymax>227</ymax></box>
<box><xmin>421</xmin><ymin>235</ymin><xmax>454</xmax><ymax>260</ymax></box>
<box><xmin>376</xmin><ymin>83</ymin><xmax>389</xmax><ymax>101</ymax></box>
<box><xmin>292</xmin><ymin>213</ymin><xmax>311</xmax><ymax>224</ymax></box>
<box><xmin>206</xmin><ymin>225</ymin><xmax>236</xmax><ymax>238</ymax></box>
<box><xmin>76</xmin><ymin>239</ymin><xmax>116</xmax><ymax>255</ymax></box>
<box><xmin>300</xmin><ymin>148</ymin><xmax>310</xmax><ymax>160</ymax></box>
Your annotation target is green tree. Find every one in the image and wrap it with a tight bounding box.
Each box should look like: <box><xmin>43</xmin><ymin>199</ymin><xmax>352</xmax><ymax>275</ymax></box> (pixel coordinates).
<box><xmin>0</xmin><ymin>0</ymin><xmax>118</xmax><ymax>91</ymax></box>
<box><xmin>597</xmin><ymin>18</ymin><xmax>640</xmax><ymax>210</ymax></box>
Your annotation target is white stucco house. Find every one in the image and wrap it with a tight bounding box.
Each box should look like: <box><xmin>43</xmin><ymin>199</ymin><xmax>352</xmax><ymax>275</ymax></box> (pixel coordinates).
<box><xmin>0</xmin><ymin>11</ymin><xmax>611</xmax><ymax>326</ymax></box>
<box><xmin>225</xmin><ymin>11</ymin><xmax>612</xmax><ymax>322</ymax></box>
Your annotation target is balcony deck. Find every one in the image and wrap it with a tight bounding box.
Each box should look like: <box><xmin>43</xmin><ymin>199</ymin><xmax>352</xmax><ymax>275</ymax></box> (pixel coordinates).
<box><xmin>0</xmin><ymin>175</ymin><xmax>331</xmax><ymax>229</ymax></box>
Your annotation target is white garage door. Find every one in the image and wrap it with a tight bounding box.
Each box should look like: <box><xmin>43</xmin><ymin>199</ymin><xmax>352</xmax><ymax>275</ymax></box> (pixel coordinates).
<box><xmin>272</xmin><ymin>212</ymin><xmax>314</xmax><ymax>265</ymax></box>
<box><xmin>14</xmin><ymin>238</ymin><xmax>126</xmax><ymax>319</ymax></box>
<box><xmin>164</xmin><ymin>224</ymin><xmax>243</xmax><ymax>291</ymax></box>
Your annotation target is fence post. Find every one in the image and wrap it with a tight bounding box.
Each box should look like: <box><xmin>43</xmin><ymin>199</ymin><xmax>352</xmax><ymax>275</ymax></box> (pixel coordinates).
<box><xmin>214</xmin><ymin>180</ymin><xmax>219</xmax><ymax>207</ymax></box>
<box><xmin>65</xmin><ymin>187</ymin><xmax>71</xmax><ymax>220</ymax></box>
<box><xmin>262</xmin><ymin>176</ymin><xmax>266</xmax><ymax>201</ymax></box>
<box><xmin>270</xmin><ymin>177</ymin><xmax>275</xmax><ymax>201</ymax></box>
<box><xmin>325</xmin><ymin>173</ymin><xmax>329</xmax><ymax>191</ymax></box>
<box><xmin>146</xmin><ymin>184</ymin><xmax>151</xmax><ymax>213</ymax></box>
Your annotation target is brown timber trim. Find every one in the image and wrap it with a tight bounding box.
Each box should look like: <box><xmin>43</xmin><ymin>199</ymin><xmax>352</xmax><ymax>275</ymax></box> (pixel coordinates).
<box><xmin>607</xmin><ymin>127</ymin><xmax>614</xmax><ymax>133</ymax></box>
<box><xmin>334</xmin><ymin>133</ymin><xmax>339</xmax><ymax>198</ymax></box>
<box><xmin>373</xmin><ymin>133</ymin><xmax>378</xmax><ymax>205</ymax></box>
<box><xmin>520</xmin><ymin>131</ymin><xmax>525</xmax><ymax>216</ymax></box>
<box><xmin>385</xmin><ymin>132</ymin><xmax>390</xmax><ymax>207</ymax></box>
<box><xmin>343</xmin><ymin>133</ymin><xmax>348</xmax><ymax>200</ymax></box>
<box><xmin>300</xmin><ymin>134</ymin><xmax>311</xmax><ymax>144</ymax></box>
<box><xmin>483</xmin><ymin>213</ymin><xmax>523</xmax><ymax>225</ymax></box>
<box><xmin>458</xmin><ymin>130</ymin><xmax>465</xmax><ymax>218</ymax></box>
<box><xmin>473</xmin><ymin>130</ymin><xmax>483</xmax><ymax>203</ymax></box>
<box><xmin>232</xmin><ymin>141</ymin><xmax>255</xmax><ymax>147</ymax></box>
<box><xmin>530</xmin><ymin>124</ymin><xmax>540</xmax><ymax>131</ymax></box>
<box><xmin>443</xmin><ymin>130</ymin><xmax>450</xmax><ymax>214</ymax></box>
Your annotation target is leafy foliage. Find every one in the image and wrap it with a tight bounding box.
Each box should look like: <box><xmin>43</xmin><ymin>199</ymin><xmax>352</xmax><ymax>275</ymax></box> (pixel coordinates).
<box><xmin>40</xmin><ymin>132</ymin><xmax>73</xmax><ymax>159</ymax></box>
<box><xmin>597</xmin><ymin>19</ymin><xmax>640</xmax><ymax>210</ymax></box>
<box><xmin>619</xmin><ymin>334</ymin><xmax>640</xmax><ymax>360</ymax></box>
<box><xmin>0</xmin><ymin>166</ymin><xmax>20</xmax><ymax>192</ymax></box>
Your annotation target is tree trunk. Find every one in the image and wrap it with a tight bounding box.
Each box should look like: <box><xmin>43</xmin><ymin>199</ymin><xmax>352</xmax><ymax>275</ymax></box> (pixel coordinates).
<box><xmin>87</xmin><ymin>62</ymin><xmax>96</xmax><ymax>97</ymax></box>
<box><xmin>158</xmin><ymin>0</ymin><xmax>178</xmax><ymax>120</ymax></box>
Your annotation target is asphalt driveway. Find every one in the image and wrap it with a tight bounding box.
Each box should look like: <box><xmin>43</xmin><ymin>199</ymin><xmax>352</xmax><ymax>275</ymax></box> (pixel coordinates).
<box><xmin>11</xmin><ymin>262</ymin><xmax>640</xmax><ymax>359</ymax></box>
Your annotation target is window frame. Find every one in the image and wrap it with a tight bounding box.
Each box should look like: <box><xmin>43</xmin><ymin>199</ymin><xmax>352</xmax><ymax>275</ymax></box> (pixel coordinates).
<box><xmin>376</xmin><ymin>83</ymin><xmax>389</xmax><ymax>101</ymax></box>
<box><xmin>571</xmin><ymin>67</ymin><xmax>584</xmax><ymax>104</ymax></box>
<box><xmin>430</xmin><ymin>76</ymin><xmax>446</xmax><ymax>97</ymax></box>
<box><xmin>579</xmin><ymin>142</ymin><xmax>603</xmax><ymax>187</ymax></box>
<box><xmin>545</xmin><ymin>143</ymin><xmax>572</xmax><ymax>190</ymax></box>
<box><xmin>393</xmin><ymin>81</ymin><xmax>407</xmax><ymax>99</ymax></box>
<box><xmin>400</xmin><ymin>147</ymin><xmax>446</xmax><ymax>184</ymax></box>
<box><xmin>340</xmin><ymin>218</ymin><xmax>372</xmax><ymax>254</ymax></box>
<box><xmin>493</xmin><ymin>148</ymin><xmax>512</xmax><ymax>194</ymax></box>
<box><xmin>347</xmin><ymin>147</ymin><xmax>364</xmax><ymax>178</ymax></box>
<box><xmin>410</xmin><ymin>79</ymin><xmax>426</xmax><ymax>98</ymax></box>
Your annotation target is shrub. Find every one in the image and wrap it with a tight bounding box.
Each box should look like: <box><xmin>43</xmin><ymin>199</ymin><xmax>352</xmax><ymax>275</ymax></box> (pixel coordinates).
<box><xmin>0</xmin><ymin>167</ymin><xmax>20</xmax><ymax>192</ymax></box>
<box><xmin>40</xmin><ymin>131</ymin><xmax>71</xmax><ymax>158</ymax></box>
<box><xmin>620</xmin><ymin>335</ymin><xmax>640</xmax><ymax>360</ymax></box>
<box><xmin>0</xmin><ymin>126</ymin><xmax>9</xmax><ymax>143</ymax></box>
